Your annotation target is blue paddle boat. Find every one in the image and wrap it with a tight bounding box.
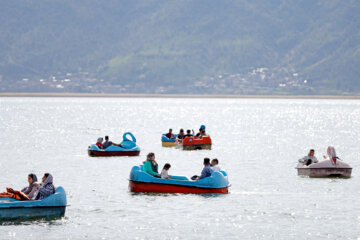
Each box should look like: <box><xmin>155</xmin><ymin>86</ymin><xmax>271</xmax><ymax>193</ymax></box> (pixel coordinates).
<box><xmin>0</xmin><ymin>186</ymin><xmax>67</xmax><ymax>220</ymax></box>
<box><xmin>161</xmin><ymin>134</ymin><xmax>178</xmax><ymax>147</ymax></box>
<box><xmin>129</xmin><ymin>165</ymin><xmax>229</xmax><ymax>194</ymax></box>
<box><xmin>88</xmin><ymin>132</ymin><xmax>140</xmax><ymax>157</ymax></box>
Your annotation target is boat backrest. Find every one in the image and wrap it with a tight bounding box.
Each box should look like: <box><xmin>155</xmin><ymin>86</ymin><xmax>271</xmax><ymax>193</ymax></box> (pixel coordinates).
<box><xmin>220</xmin><ymin>170</ymin><xmax>227</xmax><ymax>176</ymax></box>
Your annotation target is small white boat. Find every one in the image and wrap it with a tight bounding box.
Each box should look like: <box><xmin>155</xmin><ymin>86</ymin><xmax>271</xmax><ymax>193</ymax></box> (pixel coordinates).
<box><xmin>296</xmin><ymin>146</ymin><xmax>352</xmax><ymax>178</ymax></box>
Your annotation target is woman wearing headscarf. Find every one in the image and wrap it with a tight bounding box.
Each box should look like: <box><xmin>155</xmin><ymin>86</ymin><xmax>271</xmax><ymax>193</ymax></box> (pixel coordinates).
<box><xmin>21</xmin><ymin>173</ymin><xmax>39</xmax><ymax>199</ymax></box>
<box><xmin>96</xmin><ymin>137</ymin><xmax>104</xmax><ymax>149</ymax></box>
<box><xmin>36</xmin><ymin>173</ymin><xmax>55</xmax><ymax>200</ymax></box>
<box><xmin>143</xmin><ymin>152</ymin><xmax>160</xmax><ymax>177</ymax></box>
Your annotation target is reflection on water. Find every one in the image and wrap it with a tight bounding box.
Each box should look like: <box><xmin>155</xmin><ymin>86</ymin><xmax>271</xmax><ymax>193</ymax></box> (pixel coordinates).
<box><xmin>0</xmin><ymin>97</ymin><xmax>359</xmax><ymax>239</ymax></box>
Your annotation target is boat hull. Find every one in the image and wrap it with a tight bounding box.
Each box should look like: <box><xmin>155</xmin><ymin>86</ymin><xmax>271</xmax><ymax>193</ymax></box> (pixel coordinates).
<box><xmin>297</xmin><ymin>167</ymin><xmax>352</xmax><ymax>178</ymax></box>
<box><xmin>162</xmin><ymin>142</ymin><xmax>176</xmax><ymax>147</ymax></box>
<box><xmin>183</xmin><ymin>144</ymin><xmax>211</xmax><ymax>150</ymax></box>
<box><xmin>129</xmin><ymin>181</ymin><xmax>228</xmax><ymax>194</ymax></box>
<box><xmin>88</xmin><ymin>149</ymin><xmax>140</xmax><ymax>157</ymax></box>
<box><xmin>0</xmin><ymin>206</ymin><xmax>66</xmax><ymax>220</ymax></box>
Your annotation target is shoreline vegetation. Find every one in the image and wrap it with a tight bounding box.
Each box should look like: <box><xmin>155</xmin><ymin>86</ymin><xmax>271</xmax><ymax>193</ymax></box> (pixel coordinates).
<box><xmin>0</xmin><ymin>92</ymin><xmax>360</xmax><ymax>99</ymax></box>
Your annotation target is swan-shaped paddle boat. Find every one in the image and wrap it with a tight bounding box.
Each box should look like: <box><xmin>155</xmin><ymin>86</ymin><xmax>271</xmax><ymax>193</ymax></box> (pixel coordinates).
<box><xmin>296</xmin><ymin>146</ymin><xmax>352</xmax><ymax>178</ymax></box>
<box><xmin>88</xmin><ymin>132</ymin><xmax>140</xmax><ymax>157</ymax></box>
<box><xmin>161</xmin><ymin>134</ymin><xmax>178</xmax><ymax>147</ymax></box>
<box><xmin>0</xmin><ymin>186</ymin><xmax>67</xmax><ymax>220</ymax></box>
<box><xmin>129</xmin><ymin>165</ymin><xmax>229</xmax><ymax>194</ymax></box>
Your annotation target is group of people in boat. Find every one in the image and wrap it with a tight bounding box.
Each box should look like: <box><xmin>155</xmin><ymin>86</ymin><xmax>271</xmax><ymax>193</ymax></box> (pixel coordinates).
<box><xmin>143</xmin><ymin>152</ymin><xmax>220</xmax><ymax>180</ymax></box>
<box><xmin>165</xmin><ymin>125</ymin><xmax>208</xmax><ymax>143</ymax></box>
<box><xmin>298</xmin><ymin>147</ymin><xmax>340</xmax><ymax>166</ymax></box>
<box><xmin>95</xmin><ymin>135</ymin><xmax>122</xmax><ymax>149</ymax></box>
<box><xmin>0</xmin><ymin>173</ymin><xmax>55</xmax><ymax>201</ymax></box>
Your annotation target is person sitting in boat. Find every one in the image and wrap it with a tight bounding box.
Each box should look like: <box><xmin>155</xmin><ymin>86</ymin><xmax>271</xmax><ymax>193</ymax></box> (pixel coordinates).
<box><xmin>176</xmin><ymin>129</ymin><xmax>185</xmax><ymax>143</ymax></box>
<box><xmin>184</xmin><ymin>129</ymin><xmax>193</xmax><ymax>138</ymax></box>
<box><xmin>165</xmin><ymin>129</ymin><xmax>175</xmax><ymax>139</ymax></box>
<box><xmin>161</xmin><ymin>163</ymin><xmax>171</xmax><ymax>179</ymax></box>
<box><xmin>298</xmin><ymin>149</ymin><xmax>318</xmax><ymax>166</ymax></box>
<box><xmin>211</xmin><ymin>158</ymin><xmax>221</xmax><ymax>172</ymax></box>
<box><xmin>192</xmin><ymin>158</ymin><xmax>213</xmax><ymax>180</ymax></box>
<box><xmin>323</xmin><ymin>146</ymin><xmax>340</xmax><ymax>165</ymax></box>
<box><xmin>143</xmin><ymin>152</ymin><xmax>160</xmax><ymax>178</ymax></box>
<box><xmin>195</xmin><ymin>129</ymin><xmax>207</xmax><ymax>139</ymax></box>
<box><xmin>195</xmin><ymin>125</ymin><xmax>206</xmax><ymax>137</ymax></box>
<box><xmin>103</xmin><ymin>135</ymin><xmax>122</xmax><ymax>149</ymax></box>
<box><xmin>21</xmin><ymin>173</ymin><xmax>39</xmax><ymax>200</ymax></box>
<box><xmin>96</xmin><ymin>137</ymin><xmax>104</xmax><ymax>149</ymax></box>
<box><xmin>35</xmin><ymin>173</ymin><xmax>55</xmax><ymax>200</ymax></box>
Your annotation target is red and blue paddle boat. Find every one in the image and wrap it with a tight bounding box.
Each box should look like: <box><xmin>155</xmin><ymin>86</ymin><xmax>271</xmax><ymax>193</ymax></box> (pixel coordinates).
<box><xmin>88</xmin><ymin>132</ymin><xmax>140</xmax><ymax>157</ymax></box>
<box><xmin>129</xmin><ymin>165</ymin><xmax>229</xmax><ymax>194</ymax></box>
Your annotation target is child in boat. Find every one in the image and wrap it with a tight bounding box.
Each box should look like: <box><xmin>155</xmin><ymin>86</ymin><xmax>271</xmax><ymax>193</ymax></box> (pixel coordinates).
<box><xmin>161</xmin><ymin>163</ymin><xmax>171</xmax><ymax>179</ymax></box>
<box><xmin>298</xmin><ymin>149</ymin><xmax>318</xmax><ymax>166</ymax></box>
<box><xmin>211</xmin><ymin>159</ymin><xmax>221</xmax><ymax>172</ymax></box>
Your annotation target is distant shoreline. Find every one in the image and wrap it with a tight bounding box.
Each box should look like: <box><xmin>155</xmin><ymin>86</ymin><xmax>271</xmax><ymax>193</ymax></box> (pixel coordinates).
<box><xmin>0</xmin><ymin>92</ymin><xmax>360</xmax><ymax>99</ymax></box>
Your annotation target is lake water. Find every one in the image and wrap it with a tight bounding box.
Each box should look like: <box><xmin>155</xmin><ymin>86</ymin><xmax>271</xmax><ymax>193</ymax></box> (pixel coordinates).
<box><xmin>0</xmin><ymin>97</ymin><xmax>359</xmax><ymax>239</ymax></box>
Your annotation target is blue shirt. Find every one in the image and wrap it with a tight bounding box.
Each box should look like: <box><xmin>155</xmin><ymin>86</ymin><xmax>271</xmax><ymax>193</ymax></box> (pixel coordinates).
<box><xmin>199</xmin><ymin>165</ymin><xmax>213</xmax><ymax>179</ymax></box>
<box><xmin>103</xmin><ymin>141</ymin><xmax>113</xmax><ymax>149</ymax></box>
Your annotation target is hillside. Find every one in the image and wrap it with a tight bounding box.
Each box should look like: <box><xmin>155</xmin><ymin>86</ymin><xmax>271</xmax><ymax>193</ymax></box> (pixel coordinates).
<box><xmin>0</xmin><ymin>0</ymin><xmax>359</xmax><ymax>94</ymax></box>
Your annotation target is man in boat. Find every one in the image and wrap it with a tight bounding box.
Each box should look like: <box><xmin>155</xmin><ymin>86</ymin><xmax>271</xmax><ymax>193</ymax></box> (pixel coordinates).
<box><xmin>184</xmin><ymin>129</ymin><xmax>193</xmax><ymax>138</ymax></box>
<box><xmin>195</xmin><ymin>125</ymin><xmax>207</xmax><ymax>138</ymax></box>
<box><xmin>192</xmin><ymin>158</ymin><xmax>213</xmax><ymax>180</ymax></box>
<box><xmin>298</xmin><ymin>149</ymin><xmax>318</xmax><ymax>166</ymax></box>
<box><xmin>102</xmin><ymin>136</ymin><xmax>122</xmax><ymax>149</ymax></box>
<box><xmin>176</xmin><ymin>129</ymin><xmax>185</xmax><ymax>143</ymax></box>
<box><xmin>211</xmin><ymin>159</ymin><xmax>221</xmax><ymax>172</ymax></box>
<box><xmin>165</xmin><ymin>129</ymin><xmax>175</xmax><ymax>139</ymax></box>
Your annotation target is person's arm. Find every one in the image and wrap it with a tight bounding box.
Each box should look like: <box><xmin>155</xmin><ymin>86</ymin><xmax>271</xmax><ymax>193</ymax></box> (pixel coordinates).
<box><xmin>38</xmin><ymin>184</ymin><xmax>53</xmax><ymax>197</ymax></box>
<box><xmin>298</xmin><ymin>156</ymin><xmax>306</xmax><ymax>163</ymax></box>
<box><xmin>144</xmin><ymin>161</ymin><xmax>159</xmax><ymax>177</ymax></box>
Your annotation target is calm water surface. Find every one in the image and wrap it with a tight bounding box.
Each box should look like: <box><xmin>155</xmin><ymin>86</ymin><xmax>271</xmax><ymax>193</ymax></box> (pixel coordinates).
<box><xmin>0</xmin><ymin>97</ymin><xmax>359</xmax><ymax>239</ymax></box>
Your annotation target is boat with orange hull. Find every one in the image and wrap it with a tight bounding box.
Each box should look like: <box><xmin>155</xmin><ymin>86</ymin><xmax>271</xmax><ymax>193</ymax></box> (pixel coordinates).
<box><xmin>129</xmin><ymin>165</ymin><xmax>229</xmax><ymax>194</ymax></box>
<box><xmin>177</xmin><ymin>136</ymin><xmax>212</xmax><ymax>150</ymax></box>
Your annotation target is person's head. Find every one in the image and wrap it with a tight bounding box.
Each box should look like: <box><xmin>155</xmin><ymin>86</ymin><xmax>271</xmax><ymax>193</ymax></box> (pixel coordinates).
<box><xmin>186</xmin><ymin>129</ymin><xmax>191</xmax><ymax>134</ymax></box>
<box><xmin>201</xmin><ymin>129</ymin><xmax>206</xmax><ymax>134</ymax></box>
<box><xmin>147</xmin><ymin>152</ymin><xmax>155</xmax><ymax>161</ymax></box>
<box><xmin>28</xmin><ymin>173</ymin><xmax>37</xmax><ymax>184</ymax></box>
<box><xmin>42</xmin><ymin>173</ymin><xmax>50</xmax><ymax>183</ymax></box>
<box><xmin>180</xmin><ymin>129</ymin><xmax>184</xmax><ymax>134</ymax></box>
<box><xmin>105</xmin><ymin>136</ymin><xmax>109</xmax><ymax>141</ymax></box>
<box><xmin>168</xmin><ymin>129</ymin><xmax>172</xmax><ymax>133</ymax></box>
<box><xmin>211</xmin><ymin>158</ymin><xmax>218</xmax><ymax>166</ymax></box>
<box><xmin>163</xmin><ymin>163</ymin><xmax>171</xmax><ymax>170</ymax></box>
<box><xmin>309</xmin><ymin>149</ymin><xmax>315</xmax><ymax>156</ymax></box>
<box><xmin>97</xmin><ymin>137</ymin><xmax>103</xmax><ymax>143</ymax></box>
<box><xmin>204</xmin><ymin>158</ymin><xmax>210</xmax><ymax>166</ymax></box>
<box><xmin>200</xmin><ymin>125</ymin><xmax>206</xmax><ymax>130</ymax></box>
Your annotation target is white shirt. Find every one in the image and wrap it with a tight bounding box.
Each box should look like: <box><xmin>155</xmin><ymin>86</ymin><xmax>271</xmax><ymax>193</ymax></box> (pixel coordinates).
<box><xmin>211</xmin><ymin>165</ymin><xmax>221</xmax><ymax>172</ymax></box>
<box><xmin>161</xmin><ymin>169</ymin><xmax>169</xmax><ymax>179</ymax></box>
